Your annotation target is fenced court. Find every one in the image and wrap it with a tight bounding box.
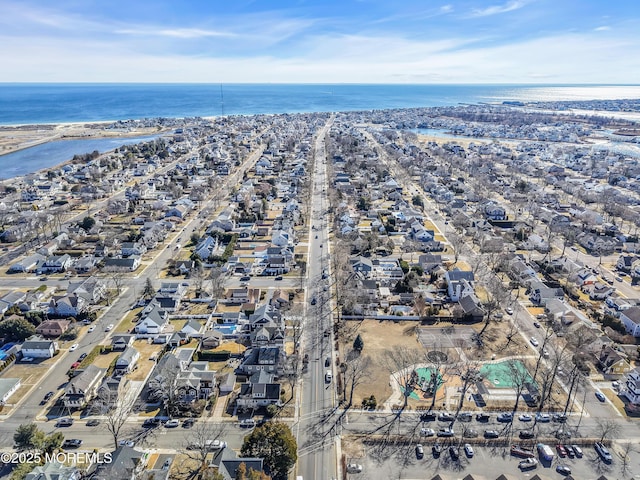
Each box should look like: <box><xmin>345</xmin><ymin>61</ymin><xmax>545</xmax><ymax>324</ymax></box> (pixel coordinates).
<box><xmin>417</xmin><ymin>325</ymin><xmax>475</xmax><ymax>349</ymax></box>
<box><xmin>479</xmin><ymin>359</ymin><xmax>534</xmax><ymax>389</ymax></box>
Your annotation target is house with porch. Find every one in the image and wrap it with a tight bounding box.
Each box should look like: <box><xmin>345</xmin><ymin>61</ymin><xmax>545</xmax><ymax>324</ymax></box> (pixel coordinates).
<box><xmin>63</xmin><ymin>365</ymin><xmax>106</xmax><ymax>409</ymax></box>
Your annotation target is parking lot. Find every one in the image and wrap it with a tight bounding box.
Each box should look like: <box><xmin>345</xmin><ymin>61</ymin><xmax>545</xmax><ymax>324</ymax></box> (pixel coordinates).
<box><xmin>347</xmin><ymin>442</ymin><xmax>628</xmax><ymax>479</ymax></box>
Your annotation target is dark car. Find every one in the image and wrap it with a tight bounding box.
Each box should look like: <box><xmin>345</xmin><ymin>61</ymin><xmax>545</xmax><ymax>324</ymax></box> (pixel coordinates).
<box><xmin>143</xmin><ymin>418</ymin><xmax>161</xmax><ymax>428</ymax></box>
<box><xmin>239</xmin><ymin>276</ymin><xmax>250</xmax><ymax>281</ymax></box>
<box><xmin>484</xmin><ymin>430</ymin><xmax>500</xmax><ymax>439</ymax></box>
<box><xmin>86</xmin><ymin>419</ymin><xmax>100</xmax><ymax>427</ymax></box>
<box><xmin>458</xmin><ymin>412</ymin><xmax>472</xmax><ymax>422</ymax></box>
<box><xmin>595</xmin><ymin>391</ymin><xmax>606</xmax><ymax>402</ymax></box>
<box><xmin>310</xmin><ymin>297</ymin><xmax>317</xmax><ymax>305</ymax></box>
<box><xmin>432</xmin><ymin>443</ymin><xmax>442</xmax><ymax>457</ymax></box>
<box><xmin>183</xmin><ymin>418</ymin><xmax>195</xmax><ymax>428</ymax></box>
<box><xmin>476</xmin><ymin>413</ymin><xmax>490</xmax><ymax>422</ymax></box>
<box><xmin>325</xmin><ymin>357</ymin><xmax>331</xmax><ymax>367</ymax></box>
<box><xmin>421</xmin><ymin>412</ymin><xmax>437</xmax><ymax>421</ymax></box>
<box><xmin>449</xmin><ymin>446</ymin><xmax>459</xmax><ymax>460</ymax></box>
<box><xmin>275</xmin><ymin>275</ymin><xmax>283</xmax><ymax>280</ymax></box>
<box><xmin>78</xmin><ymin>353</ymin><xmax>88</xmax><ymax>361</ymax></box>
<box><xmin>44</xmin><ymin>391</ymin><xmax>54</xmax><ymax>401</ymax></box>
<box><xmin>556</xmin><ymin>465</ymin><xmax>572</xmax><ymax>476</ymax></box>
<box><xmin>519</xmin><ymin>430</ymin><xmax>535</xmax><ymax>439</ymax></box>
<box><xmin>553</xmin><ymin>413</ymin><xmax>568</xmax><ymax>423</ymax></box>
<box><xmin>564</xmin><ymin>445</ymin><xmax>575</xmax><ymax>458</ymax></box>
<box><xmin>556</xmin><ymin>444</ymin><xmax>567</xmax><ymax>457</ymax></box>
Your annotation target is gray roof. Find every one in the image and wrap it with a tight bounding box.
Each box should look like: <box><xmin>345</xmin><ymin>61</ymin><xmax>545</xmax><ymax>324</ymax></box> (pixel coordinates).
<box><xmin>22</xmin><ymin>339</ymin><xmax>55</xmax><ymax>350</ymax></box>
<box><xmin>0</xmin><ymin>378</ymin><xmax>20</xmax><ymax>400</ymax></box>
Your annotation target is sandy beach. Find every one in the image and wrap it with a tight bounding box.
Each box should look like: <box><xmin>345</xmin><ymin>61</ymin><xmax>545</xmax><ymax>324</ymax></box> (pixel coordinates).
<box><xmin>0</xmin><ymin>121</ymin><xmax>164</xmax><ymax>157</ymax></box>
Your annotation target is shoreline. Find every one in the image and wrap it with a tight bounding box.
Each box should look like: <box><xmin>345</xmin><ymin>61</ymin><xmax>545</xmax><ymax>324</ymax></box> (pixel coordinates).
<box><xmin>0</xmin><ymin>121</ymin><xmax>169</xmax><ymax>158</ymax></box>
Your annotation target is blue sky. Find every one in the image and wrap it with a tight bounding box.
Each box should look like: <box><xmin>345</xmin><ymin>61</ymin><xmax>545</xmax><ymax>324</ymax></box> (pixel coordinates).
<box><xmin>1</xmin><ymin>0</ymin><xmax>638</xmax><ymax>83</ymax></box>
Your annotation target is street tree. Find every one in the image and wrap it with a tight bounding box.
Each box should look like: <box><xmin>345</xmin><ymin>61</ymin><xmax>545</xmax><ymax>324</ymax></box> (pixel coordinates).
<box><xmin>142</xmin><ymin>278</ymin><xmax>155</xmax><ymax>300</ymax></box>
<box><xmin>91</xmin><ymin>385</ymin><xmax>138</xmax><ymax>449</ymax></box>
<box><xmin>353</xmin><ymin>334</ymin><xmax>364</xmax><ymax>353</ymax></box>
<box><xmin>241</xmin><ymin>422</ymin><xmax>297</xmax><ymax>480</ymax></box>
<box><xmin>182</xmin><ymin>421</ymin><xmax>227</xmax><ymax>471</ymax></box>
<box><xmin>13</xmin><ymin>423</ymin><xmax>45</xmax><ymax>451</ymax></box>
<box><xmin>595</xmin><ymin>418</ymin><xmax>621</xmax><ymax>443</ymax></box>
<box><xmin>342</xmin><ymin>349</ymin><xmax>371</xmax><ymax>408</ymax></box>
<box><xmin>208</xmin><ymin>266</ymin><xmax>226</xmax><ymax>299</ymax></box>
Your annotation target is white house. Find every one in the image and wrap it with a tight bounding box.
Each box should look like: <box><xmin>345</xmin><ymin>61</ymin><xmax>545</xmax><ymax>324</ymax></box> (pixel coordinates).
<box><xmin>21</xmin><ymin>338</ymin><xmax>58</xmax><ymax>358</ymax></box>
<box><xmin>0</xmin><ymin>378</ymin><xmax>21</xmax><ymax>404</ymax></box>
<box><xmin>622</xmin><ymin>367</ymin><xmax>640</xmax><ymax>404</ymax></box>
<box><xmin>620</xmin><ymin>307</ymin><xmax>640</xmax><ymax>337</ymax></box>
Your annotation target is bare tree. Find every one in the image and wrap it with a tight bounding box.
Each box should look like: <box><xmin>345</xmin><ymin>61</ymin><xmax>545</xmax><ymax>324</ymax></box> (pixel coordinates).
<box><xmin>620</xmin><ymin>442</ymin><xmax>635</xmax><ymax>478</ymax></box>
<box><xmin>148</xmin><ymin>357</ymin><xmax>182</xmax><ymax>418</ymax></box>
<box><xmin>381</xmin><ymin>348</ymin><xmax>423</xmax><ymax>411</ymax></box>
<box><xmin>91</xmin><ymin>384</ymin><xmax>138</xmax><ymax>450</ymax></box>
<box><xmin>208</xmin><ymin>266</ymin><xmax>226</xmax><ymax>299</ymax></box>
<box><xmin>451</xmin><ymin>363</ymin><xmax>483</xmax><ymax>423</ymax></box>
<box><xmin>595</xmin><ymin>418</ymin><xmax>621</xmax><ymax>443</ymax></box>
<box><xmin>182</xmin><ymin>421</ymin><xmax>228</xmax><ymax>471</ymax></box>
<box><xmin>191</xmin><ymin>263</ymin><xmax>205</xmax><ymax>297</ymax></box>
<box><xmin>342</xmin><ymin>349</ymin><xmax>371</xmax><ymax>409</ymax></box>
<box><xmin>506</xmin><ymin>360</ymin><xmax>532</xmax><ymax>419</ymax></box>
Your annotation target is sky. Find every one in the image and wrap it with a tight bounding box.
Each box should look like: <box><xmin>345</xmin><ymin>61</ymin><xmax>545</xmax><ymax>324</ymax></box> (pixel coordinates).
<box><xmin>0</xmin><ymin>0</ymin><xmax>639</xmax><ymax>84</ymax></box>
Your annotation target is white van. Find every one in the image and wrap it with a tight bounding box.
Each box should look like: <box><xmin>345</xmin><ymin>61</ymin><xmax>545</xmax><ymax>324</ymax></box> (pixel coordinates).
<box><xmin>325</xmin><ymin>370</ymin><xmax>332</xmax><ymax>383</ymax></box>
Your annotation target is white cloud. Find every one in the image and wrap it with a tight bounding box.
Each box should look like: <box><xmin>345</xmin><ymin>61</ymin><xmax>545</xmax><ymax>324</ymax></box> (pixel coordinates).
<box><xmin>440</xmin><ymin>5</ymin><xmax>454</xmax><ymax>13</ymax></box>
<box><xmin>594</xmin><ymin>26</ymin><xmax>611</xmax><ymax>31</ymax></box>
<box><xmin>467</xmin><ymin>1</ymin><xmax>528</xmax><ymax>18</ymax></box>
<box><xmin>116</xmin><ymin>28</ymin><xmax>236</xmax><ymax>39</ymax></box>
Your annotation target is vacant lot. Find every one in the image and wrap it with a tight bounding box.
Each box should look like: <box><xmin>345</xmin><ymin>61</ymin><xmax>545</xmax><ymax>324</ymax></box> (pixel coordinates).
<box><xmin>128</xmin><ymin>341</ymin><xmax>163</xmax><ymax>381</ymax></box>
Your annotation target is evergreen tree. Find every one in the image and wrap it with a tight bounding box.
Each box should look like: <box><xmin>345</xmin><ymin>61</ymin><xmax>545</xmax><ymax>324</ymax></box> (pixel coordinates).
<box><xmin>353</xmin><ymin>334</ymin><xmax>364</xmax><ymax>353</ymax></box>
<box><xmin>241</xmin><ymin>422</ymin><xmax>297</xmax><ymax>480</ymax></box>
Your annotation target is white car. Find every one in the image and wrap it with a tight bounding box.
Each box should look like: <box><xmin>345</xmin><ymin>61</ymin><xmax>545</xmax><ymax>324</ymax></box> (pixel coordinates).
<box><xmin>346</xmin><ymin>464</ymin><xmax>363</xmax><ymax>473</ymax></box>
<box><xmin>420</xmin><ymin>428</ymin><xmax>435</xmax><ymax>437</ymax></box>
<box><xmin>530</xmin><ymin>337</ymin><xmax>539</xmax><ymax>347</ymax></box>
<box><xmin>164</xmin><ymin>419</ymin><xmax>180</xmax><ymax>428</ymax></box>
<box><xmin>506</xmin><ymin>307</ymin><xmax>514</xmax><ymax>315</ymax></box>
<box><xmin>105</xmin><ymin>324</ymin><xmax>114</xmax><ymax>332</ymax></box>
<box><xmin>518</xmin><ymin>414</ymin><xmax>532</xmax><ymax>422</ymax></box>
<box><xmin>69</xmin><ymin>344</ymin><xmax>79</xmax><ymax>351</ymax></box>
<box><xmin>88</xmin><ymin>325</ymin><xmax>96</xmax><ymax>332</ymax></box>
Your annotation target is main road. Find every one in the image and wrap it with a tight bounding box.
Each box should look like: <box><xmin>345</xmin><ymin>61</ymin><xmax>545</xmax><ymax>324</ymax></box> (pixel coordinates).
<box><xmin>295</xmin><ymin>116</ymin><xmax>338</xmax><ymax>480</ymax></box>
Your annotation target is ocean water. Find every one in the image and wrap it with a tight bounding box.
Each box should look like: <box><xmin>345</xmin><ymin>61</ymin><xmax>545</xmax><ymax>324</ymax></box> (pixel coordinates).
<box><xmin>1</xmin><ymin>83</ymin><xmax>640</xmax><ymax>125</ymax></box>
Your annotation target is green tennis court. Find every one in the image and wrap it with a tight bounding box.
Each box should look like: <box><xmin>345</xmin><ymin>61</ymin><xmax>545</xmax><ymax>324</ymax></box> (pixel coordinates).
<box><xmin>479</xmin><ymin>360</ymin><xmax>534</xmax><ymax>388</ymax></box>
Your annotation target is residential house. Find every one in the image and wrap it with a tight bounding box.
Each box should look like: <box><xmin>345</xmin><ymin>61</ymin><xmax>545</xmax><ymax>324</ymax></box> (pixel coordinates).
<box><xmin>238</xmin><ymin>347</ymin><xmax>284</xmax><ymax>375</ymax></box>
<box><xmin>39</xmin><ymin>254</ymin><xmax>72</xmax><ymax>273</ymax></box>
<box><xmin>36</xmin><ymin>320</ymin><xmax>71</xmax><ymax>338</ymax></box>
<box><xmin>622</xmin><ymin>367</ymin><xmax>640</xmax><ymax>405</ymax></box>
<box><xmin>135</xmin><ymin>310</ymin><xmax>169</xmax><ymax>335</ymax></box>
<box><xmin>115</xmin><ymin>346</ymin><xmax>140</xmax><ymax>374</ymax></box>
<box><xmin>25</xmin><ymin>462</ymin><xmax>81</xmax><ymax>480</ymax></box>
<box><xmin>458</xmin><ymin>294</ymin><xmax>485</xmax><ymax>321</ymax></box>
<box><xmin>121</xmin><ymin>241</ymin><xmax>147</xmax><ymax>257</ymax></box>
<box><xmin>21</xmin><ymin>338</ymin><xmax>57</xmax><ymax>358</ymax></box>
<box><xmin>598</xmin><ymin>345</ymin><xmax>631</xmax><ymax>378</ymax></box>
<box><xmin>194</xmin><ymin>235</ymin><xmax>218</xmax><ymax>260</ymax></box>
<box><xmin>64</xmin><ymin>365</ymin><xmax>106</xmax><ymax>409</ymax></box>
<box><xmin>48</xmin><ymin>294</ymin><xmax>86</xmax><ymax>317</ymax></box>
<box><xmin>165</xmin><ymin>205</ymin><xmax>187</xmax><ymax>219</ymax></box>
<box><xmin>89</xmin><ymin>446</ymin><xmax>148</xmax><ymax>480</ymax></box>
<box><xmin>620</xmin><ymin>307</ymin><xmax>640</xmax><ymax>337</ymax></box>
<box><xmin>201</xmin><ymin>331</ymin><xmax>224</xmax><ymax>349</ymax></box>
<box><xmin>111</xmin><ymin>334</ymin><xmax>135</xmax><ymax>351</ymax></box>
<box><xmin>350</xmin><ymin>256</ymin><xmax>374</xmax><ymax>277</ymax></box>
<box><xmin>104</xmin><ymin>256</ymin><xmax>141</xmax><ymax>271</ymax></box>
<box><xmin>68</xmin><ymin>277</ymin><xmax>107</xmax><ymax>304</ymax></box>
<box><xmin>8</xmin><ymin>253</ymin><xmax>46</xmax><ymax>273</ymax></box>
<box><xmin>617</xmin><ymin>255</ymin><xmax>636</xmax><ymax>272</ymax></box>
<box><xmin>209</xmin><ymin>447</ymin><xmax>265</xmax><ymax>480</ymax></box>
<box><xmin>445</xmin><ymin>269</ymin><xmax>475</xmax><ymax>302</ymax></box>
<box><xmin>529</xmin><ymin>279</ymin><xmax>564</xmax><ymax>306</ymax></box>
<box><xmin>237</xmin><ymin>381</ymin><xmax>281</xmax><ymax>409</ymax></box>
<box><xmin>0</xmin><ymin>378</ymin><xmax>21</xmax><ymax>405</ymax></box>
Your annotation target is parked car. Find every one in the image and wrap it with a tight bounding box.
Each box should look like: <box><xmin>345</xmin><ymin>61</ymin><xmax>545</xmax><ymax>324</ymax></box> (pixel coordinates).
<box><xmin>564</xmin><ymin>445</ymin><xmax>575</xmax><ymax>457</ymax></box>
<box><xmin>162</xmin><ymin>459</ymin><xmax>172</xmax><ymax>470</ymax></box>
<box><xmin>555</xmin><ymin>429</ymin><xmax>572</xmax><ymax>439</ymax></box>
<box><xmin>432</xmin><ymin>443</ymin><xmax>442</xmax><ymax>456</ymax></box>
<box><xmin>183</xmin><ymin>419</ymin><xmax>195</xmax><ymax>428</ymax></box>
<box><xmin>556</xmin><ymin>444</ymin><xmax>567</xmax><ymax>457</ymax></box>
<box><xmin>421</xmin><ymin>412</ymin><xmax>437</xmax><ymax>421</ymax></box>
<box><xmin>88</xmin><ymin>325</ymin><xmax>96</xmax><ymax>332</ymax></box>
<box><xmin>464</xmin><ymin>444</ymin><xmax>474</xmax><ymax>457</ymax></box>
<box><xmin>449</xmin><ymin>445</ymin><xmax>460</xmax><ymax>460</ymax></box>
<box><xmin>310</xmin><ymin>297</ymin><xmax>317</xmax><ymax>305</ymax></box>
<box><xmin>164</xmin><ymin>419</ymin><xmax>180</xmax><ymax>428</ymax></box>
<box><xmin>62</xmin><ymin>439</ymin><xmax>82</xmax><ymax>448</ymax></box>
<box><xmin>69</xmin><ymin>344</ymin><xmax>79</xmax><ymax>351</ymax></box>
<box><xmin>463</xmin><ymin>429</ymin><xmax>478</xmax><ymax>438</ymax></box>
<box><xmin>484</xmin><ymin>430</ymin><xmax>500</xmax><ymax>438</ymax></box>
<box><xmin>476</xmin><ymin>413</ymin><xmax>490</xmax><ymax>422</ymax></box>
<box><xmin>571</xmin><ymin>445</ymin><xmax>584</xmax><ymax>458</ymax></box>
<box><xmin>78</xmin><ymin>353</ymin><xmax>87</xmax><ymax>361</ymax></box>
<box><xmin>438</xmin><ymin>412</ymin><xmax>454</xmax><ymax>421</ymax></box>
<box><xmin>239</xmin><ymin>418</ymin><xmax>256</xmax><ymax>428</ymax></box>
<box><xmin>506</xmin><ymin>307</ymin><xmax>514</xmax><ymax>315</ymax></box>
<box><xmin>518</xmin><ymin>414</ymin><xmax>532</xmax><ymax>422</ymax></box>
<box><xmin>325</xmin><ymin>370</ymin><xmax>332</xmax><ymax>383</ymax></box>
<box><xmin>437</xmin><ymin>428</ymin><xmax>455</xmax><ymax>437</ymax></box>
<box><xmin>44</xmin><ymin>391</ymin><xmax>54</xmax><ymax>401</ymax></box>
<box><xmin>519</xmin><ymin>430</ymin><xmax>534</xmax><ymax>439</ymax></box>
<box><xmin>553</xmin><ymin>413</ymin><xmax>568</xmax><ymax>423</ymax></box>
<box><xmin>535</xmin><ymin>413</ymin><xmax>551</xmax><ymax>423</ymax></box>
<box><xmin>86</xmin><ymin>419</ymin><xmax>100</xmax><ymax>427</ymax></box>
<box><xmin>530</xmin><ymin>337</ymin><xmax>539</xmax><ymax>347</ymax></box>
<box><xmin>415</xmin><ymin>444</ymin><xmax>424</xmax><ymax>459</ymax></box>
<box><xmin>518</xmin><ymin>457</ymin><xmax>538</xmax><ymax>470</ymax></box>
<box><xmin>533</xmin><ymin>321</ymin><xmax>541</xmax><ymax>328</ymax></box>
<box><xmin>595</xmin><ymin>442</ymin><xmax>613</xmax><ymax>463</ymax></box>
<box><xmin>210</xmin><ymin>439</ymin><xmax>227</xmax><ymax>449</ymax></box>
<box><xmin>595</xmin><ymin>391</ymin><xmax>606</xmax><ymax>402</ymax></box>
<box><xmin>143</xmin><ymin>418</ymin><xmax>161</xmax><ymax>428</ymax></box>
<box><xmin>556</xmin><ymin>465</ymin><xmax>572</xmax><ymax>476</ymax></box>
<box><xmin>497</xmin><ymin>412</ymin><xmax>513</xmax><ymax>422</ymax></box>
<box><xmin>420</xmin><ymin>428</ymin><xmax>435</xmax><ymax>437</ymax></box>
<box><xmin>458</xmin><ymin>412</ymin><xmax>472</xmax><ymax>422</ymax></box>
<box><xmin>275</xmin><ymin>275</ymin><xmax>283</xmax><ymax>280</ymax></box>
<box><xmin>346</xmin><ymin>464</ymin><xmax>363</xmax><ymax>473</ymax></box>
<box><xmin>105</xmin><ymin>324</ymin><xmax>114</xmax><ymax>331</ymax></box>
